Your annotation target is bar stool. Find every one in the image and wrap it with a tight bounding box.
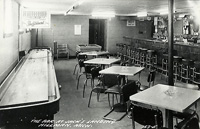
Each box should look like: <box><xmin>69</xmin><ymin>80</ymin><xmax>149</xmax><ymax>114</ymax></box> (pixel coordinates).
<box><xmin>122</xmin><ymin>44</ymin><xmax>127</xmax><ymax>56</ymax></box>
<box><xmin>134</xmin><ymin>48</ymin><xmax>141</xmax><ymax>66</ymax></box>
<box><xmin>139</xmin><ymin>48</ymin><xmax>148</xmax><ymax>67</ymax></box>
<box><xmin>124</xmin><ymin>45</ymin><xmax>131</xmax><ymax>61</ymax></box>
<box><xmin>161</xmin><ymin>54</ymin><xmax>168</xmax><ymax>78</ymax></box>
<box><xmin>116</xmin><ymin>43</ymin><xmax>120</xmax><ymax>57</ymax></box>
<box><xmin>180</xmin><ymin>59</ymin><xmax>194</xmax><ymax>83</ymax></box>
<box><xmin>146</xmin><ymin>50</ymin><xmax>156</xmax><ymax>70</ymax></box>
<box><xmin>125</xmin><ymin>48</ymin><xmax>133</xmax><ymax>66</ymax></box>
<box><xmin>191</xmin><ymin>61</ymin><xmax>200</xmax><ymax>88</ymax></box>
<box><xmin>173</xmin><ymin>56</ymin><xmax>182</xmax><ymax>82</ymax></box>
<box><xmin>118</xmin><ymin>43</ymin><xmax>124</xmax><ymax>58</ymax></box>
<box><xmin>128</xmin><ymin>49</ymin><xmax>135</xmax><ymax>66</ymax></box>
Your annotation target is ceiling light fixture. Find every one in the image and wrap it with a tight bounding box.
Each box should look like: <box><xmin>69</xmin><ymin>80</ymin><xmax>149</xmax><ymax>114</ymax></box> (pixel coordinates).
<box><xmin>91</xmin><ymin>13</ymin><xmax>115</xmax><ymax>18</ymax></box>
<box><xmin>137</xmin><ymin>12</ymin><xmax>147</xmax><ymax>17</ymax></box>
<box><xmin>65</xmin><ymin>0</ymin><xmax>84</xmax><ymax>15</ymax></box>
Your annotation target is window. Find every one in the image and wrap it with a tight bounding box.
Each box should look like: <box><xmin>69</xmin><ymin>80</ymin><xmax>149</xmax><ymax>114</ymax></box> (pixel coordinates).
<box><xmin>3</xmin><ymin>0</ymin><xmax>13</xmax><ymax>37</ymax></box>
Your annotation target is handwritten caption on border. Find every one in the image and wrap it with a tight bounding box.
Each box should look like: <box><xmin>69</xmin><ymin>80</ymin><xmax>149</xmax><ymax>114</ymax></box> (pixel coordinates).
<box><xmin>31</xmin><ymin>119</ymin><xmax>116</xmax><ymax>128</ymax></box>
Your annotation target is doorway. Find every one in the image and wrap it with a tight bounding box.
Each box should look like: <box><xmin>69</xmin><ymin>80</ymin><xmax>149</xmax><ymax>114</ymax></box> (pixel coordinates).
<box><xmin>89</xmin><ymin>19</ymin><xmax>106</xmax><ymax>50</ymax></box>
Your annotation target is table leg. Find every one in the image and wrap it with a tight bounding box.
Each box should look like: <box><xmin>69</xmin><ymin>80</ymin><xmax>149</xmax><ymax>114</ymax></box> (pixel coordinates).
<box><xmin>165</xmin><ymin>109</ymin><xmax>173</xmax><ymax>129</ymax></box>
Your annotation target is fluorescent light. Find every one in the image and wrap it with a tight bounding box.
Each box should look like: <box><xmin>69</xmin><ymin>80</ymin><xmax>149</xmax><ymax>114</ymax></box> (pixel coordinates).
<box><xmin>137</xmin><ymin>12</ymin><xmax>147</xmax><ymax>17</ymax></box>
<box><xmin>91</xmin><ymin>13</ymin><xmax>115</xmax><ymax>18</ymax></box>
<box><xmin>160</xmin><ymin>11</ymin><xmax>168</xmax><ymax>15</ymax></box>
<box><xmin>178</xmin><ymin>14</ymin><xmax>185</xmax><ymax>18</ymax></box>
<box><xmin>65</xmin><ymin>0</ymin><xmax>84</xmax><ymax>15</ymax></box>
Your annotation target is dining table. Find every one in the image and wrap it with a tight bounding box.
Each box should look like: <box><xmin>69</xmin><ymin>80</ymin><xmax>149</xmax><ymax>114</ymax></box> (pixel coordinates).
<box><xmin>99</xmin><ymin>65</ymin><xmax>145</xmax><ymax>76</ymax></box>
<box><xmin>79</xmin><ymin>51</ymin><xmax>109</xmax><ymax>57</ymax></box>
<box><xmin>129</xmin><ymin>84</ymin><xmax>200</xmax><ymax>128</ymax></box>
<box><xmin>99</xmin><ymin>65</ymin><xmax>145</xmax><ymax>83</ymax></box>
<box><xmin>84</xmin><ymin>58</ymin><xmax>120</xmax><ymax>66</ymax></box>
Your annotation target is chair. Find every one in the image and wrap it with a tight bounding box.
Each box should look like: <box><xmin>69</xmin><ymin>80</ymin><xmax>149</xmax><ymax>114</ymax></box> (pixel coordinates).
<box><xmin>82</xmin><ymin>65</ymin><xmax>97</xmax><ymax>98</ymax></box>
<box><xmin>88</xmin><ymin>71</ymin><xmax>117</xmax><ymax>107</ymax></box>
<box><xmin>172</xmin><ymin>81</ymin><xmax>199</xmax><ymax>125</ymax></box>
<box><xmin>100</xmin><ymin>74</ymin><xmax>121</xmax><ymax>107</ymax></box>
<box><xmin>76</xmin><ymin>59</ymin><xmax>87</xmax><ymax>89</ymax></box>
<box><xmin>131</xmin><ymin>103</ymin><xmax>164</xmax><ymax>129</ymax></box>
<box><xmin>138</xmin><ymin>70</ymin><xmax>156</xmax><ymax>91</ymax></box>
<box><xmin>73</xmin><ymin>54</ymin><xmax>87</xmax><ymax>75</ymax></box>
<box><xmin>56</xmin><ymin>44</ymin><xmax>69</xmax><ymax>59</ymax></box>
<box><xmin>175</xmin><ymin>113</ymin><xmax>199</xmax><ymax>129</ymax></box>
<box><xmin>103</xmin><ymin>81</ymin><xmax>138</xmax><ymax>121</ymax></box>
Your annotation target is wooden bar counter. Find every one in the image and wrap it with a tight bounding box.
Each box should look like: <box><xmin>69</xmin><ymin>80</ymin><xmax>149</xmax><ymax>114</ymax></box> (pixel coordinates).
<box><xmin>0</xmin><ymin>48</ymin><xmax>60</xmax><ymax>128</ymax></box>
<box><xmin>123</xmin><ymin>36</ymin><xmax>200</xmax><ymax>65</ymax></box>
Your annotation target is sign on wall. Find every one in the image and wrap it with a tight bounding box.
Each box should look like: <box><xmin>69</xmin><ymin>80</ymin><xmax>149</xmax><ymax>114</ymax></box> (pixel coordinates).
<box><xmin>21</xmin><ymin>9</ymin><xmax>51</xmax><ymax>28</ymax></box>
<box><xmin>74</xmin><ymin>25</ymin><xmax>82</xmax><ymax>35</ymax></box>
<box><xmin>127</xmin><ymin>20</ymin><xmax>136</xmax><ymax>26</ymax></box>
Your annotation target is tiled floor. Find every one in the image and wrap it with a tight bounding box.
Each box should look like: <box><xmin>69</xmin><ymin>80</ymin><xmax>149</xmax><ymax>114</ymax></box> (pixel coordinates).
<box><xmin>54</xmin><ymin>59</ymin><xmax>200</xmax><ymax>129</ymax></box>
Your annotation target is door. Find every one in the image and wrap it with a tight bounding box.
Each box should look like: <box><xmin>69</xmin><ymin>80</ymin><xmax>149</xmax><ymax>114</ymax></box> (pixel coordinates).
<box><xmin>89</xmin><ymin>19</ymin><xmax>105</xmax><ymax>50</ymax></box>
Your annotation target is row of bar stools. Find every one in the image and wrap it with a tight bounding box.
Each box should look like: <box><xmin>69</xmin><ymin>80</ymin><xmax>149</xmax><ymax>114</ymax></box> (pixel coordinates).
<box><xmin>146</xmin><ymin>50</ymin><xmax>157</xmax><ymax>70</ymax></box>
<box><xmin>180</xmin><ymin>59</ymin><xmax>194</xmax><ymax>83</ymax></box>
<box><xmin>173</xmin><ymin>56</ymin><xmax>182</xmax><ymax>82</ymax></box>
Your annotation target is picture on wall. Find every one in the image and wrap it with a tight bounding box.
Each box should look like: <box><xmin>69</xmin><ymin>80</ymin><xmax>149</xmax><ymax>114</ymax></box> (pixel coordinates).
<box><xmin>21</xmin><ymin>9</ymin><xmax>51</xmax><ymax>28</ymax></box>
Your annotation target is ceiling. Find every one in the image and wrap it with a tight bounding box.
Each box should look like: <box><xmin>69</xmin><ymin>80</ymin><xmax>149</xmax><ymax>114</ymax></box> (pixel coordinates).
<box><xmin>15</xmin><ymin>0</ymin><xmax>200</xmax><ymax>16</ymax></box>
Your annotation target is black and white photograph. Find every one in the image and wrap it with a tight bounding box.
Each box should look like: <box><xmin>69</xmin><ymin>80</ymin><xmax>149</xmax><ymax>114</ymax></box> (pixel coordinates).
<box><xmin>0</xmin><ymin>0</ymin><xmax>200</xmax><ymax>129</ymax></box>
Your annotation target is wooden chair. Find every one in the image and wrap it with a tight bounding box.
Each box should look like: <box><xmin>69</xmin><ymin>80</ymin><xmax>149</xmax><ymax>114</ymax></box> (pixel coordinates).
<box><xmin>57</xmin><ymin>44</ymin><xmax>69</xmax><ymax>59</ymax></box>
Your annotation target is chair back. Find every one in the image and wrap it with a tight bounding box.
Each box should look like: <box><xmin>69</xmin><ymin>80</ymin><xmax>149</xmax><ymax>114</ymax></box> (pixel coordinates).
<box><xmin>175</xmin><ymin>116</ymin><xmax>199</xmax><ymax>129</ymax></box>
<box><xmin>174</xmin><ymin>81</ymin><xmax>199</xmax><ymax>90</ymax></box>
<box><xmin>102</xmin><ymin>74</ymin><xmax>120</xmax><ymax>87</ymax></box>
<box><xmin>84</xmin><ymin>65</ymin><xmax>95</xmax><ymax>74</ymax></box>
<box><xmin>91</xmin><ymin>66</ymin><xmax>101</xmax><ymax>79</ymax></box>
<box><xmin>121</xmin><ymin>81</ymin><xmax>138</xmax><ymax>103</ymax></box>
<box><xmin>132</xmin><ymin>104</ymin><xmax>163</xmax><ymax>128</ymax></box>
<box><xmin>78</xmin><ymin>54</ymin><xmax>87</xmax><ymax>60</ymax></box>
<box><xmin>147</xmin><ymin>70</ymin><xmax>156</xmax><ymax>85</ymax></box>
<box><xmin>78</xmin><ymin>59</ymin><xmax>85</xmax><ymax>68</ymax></box>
